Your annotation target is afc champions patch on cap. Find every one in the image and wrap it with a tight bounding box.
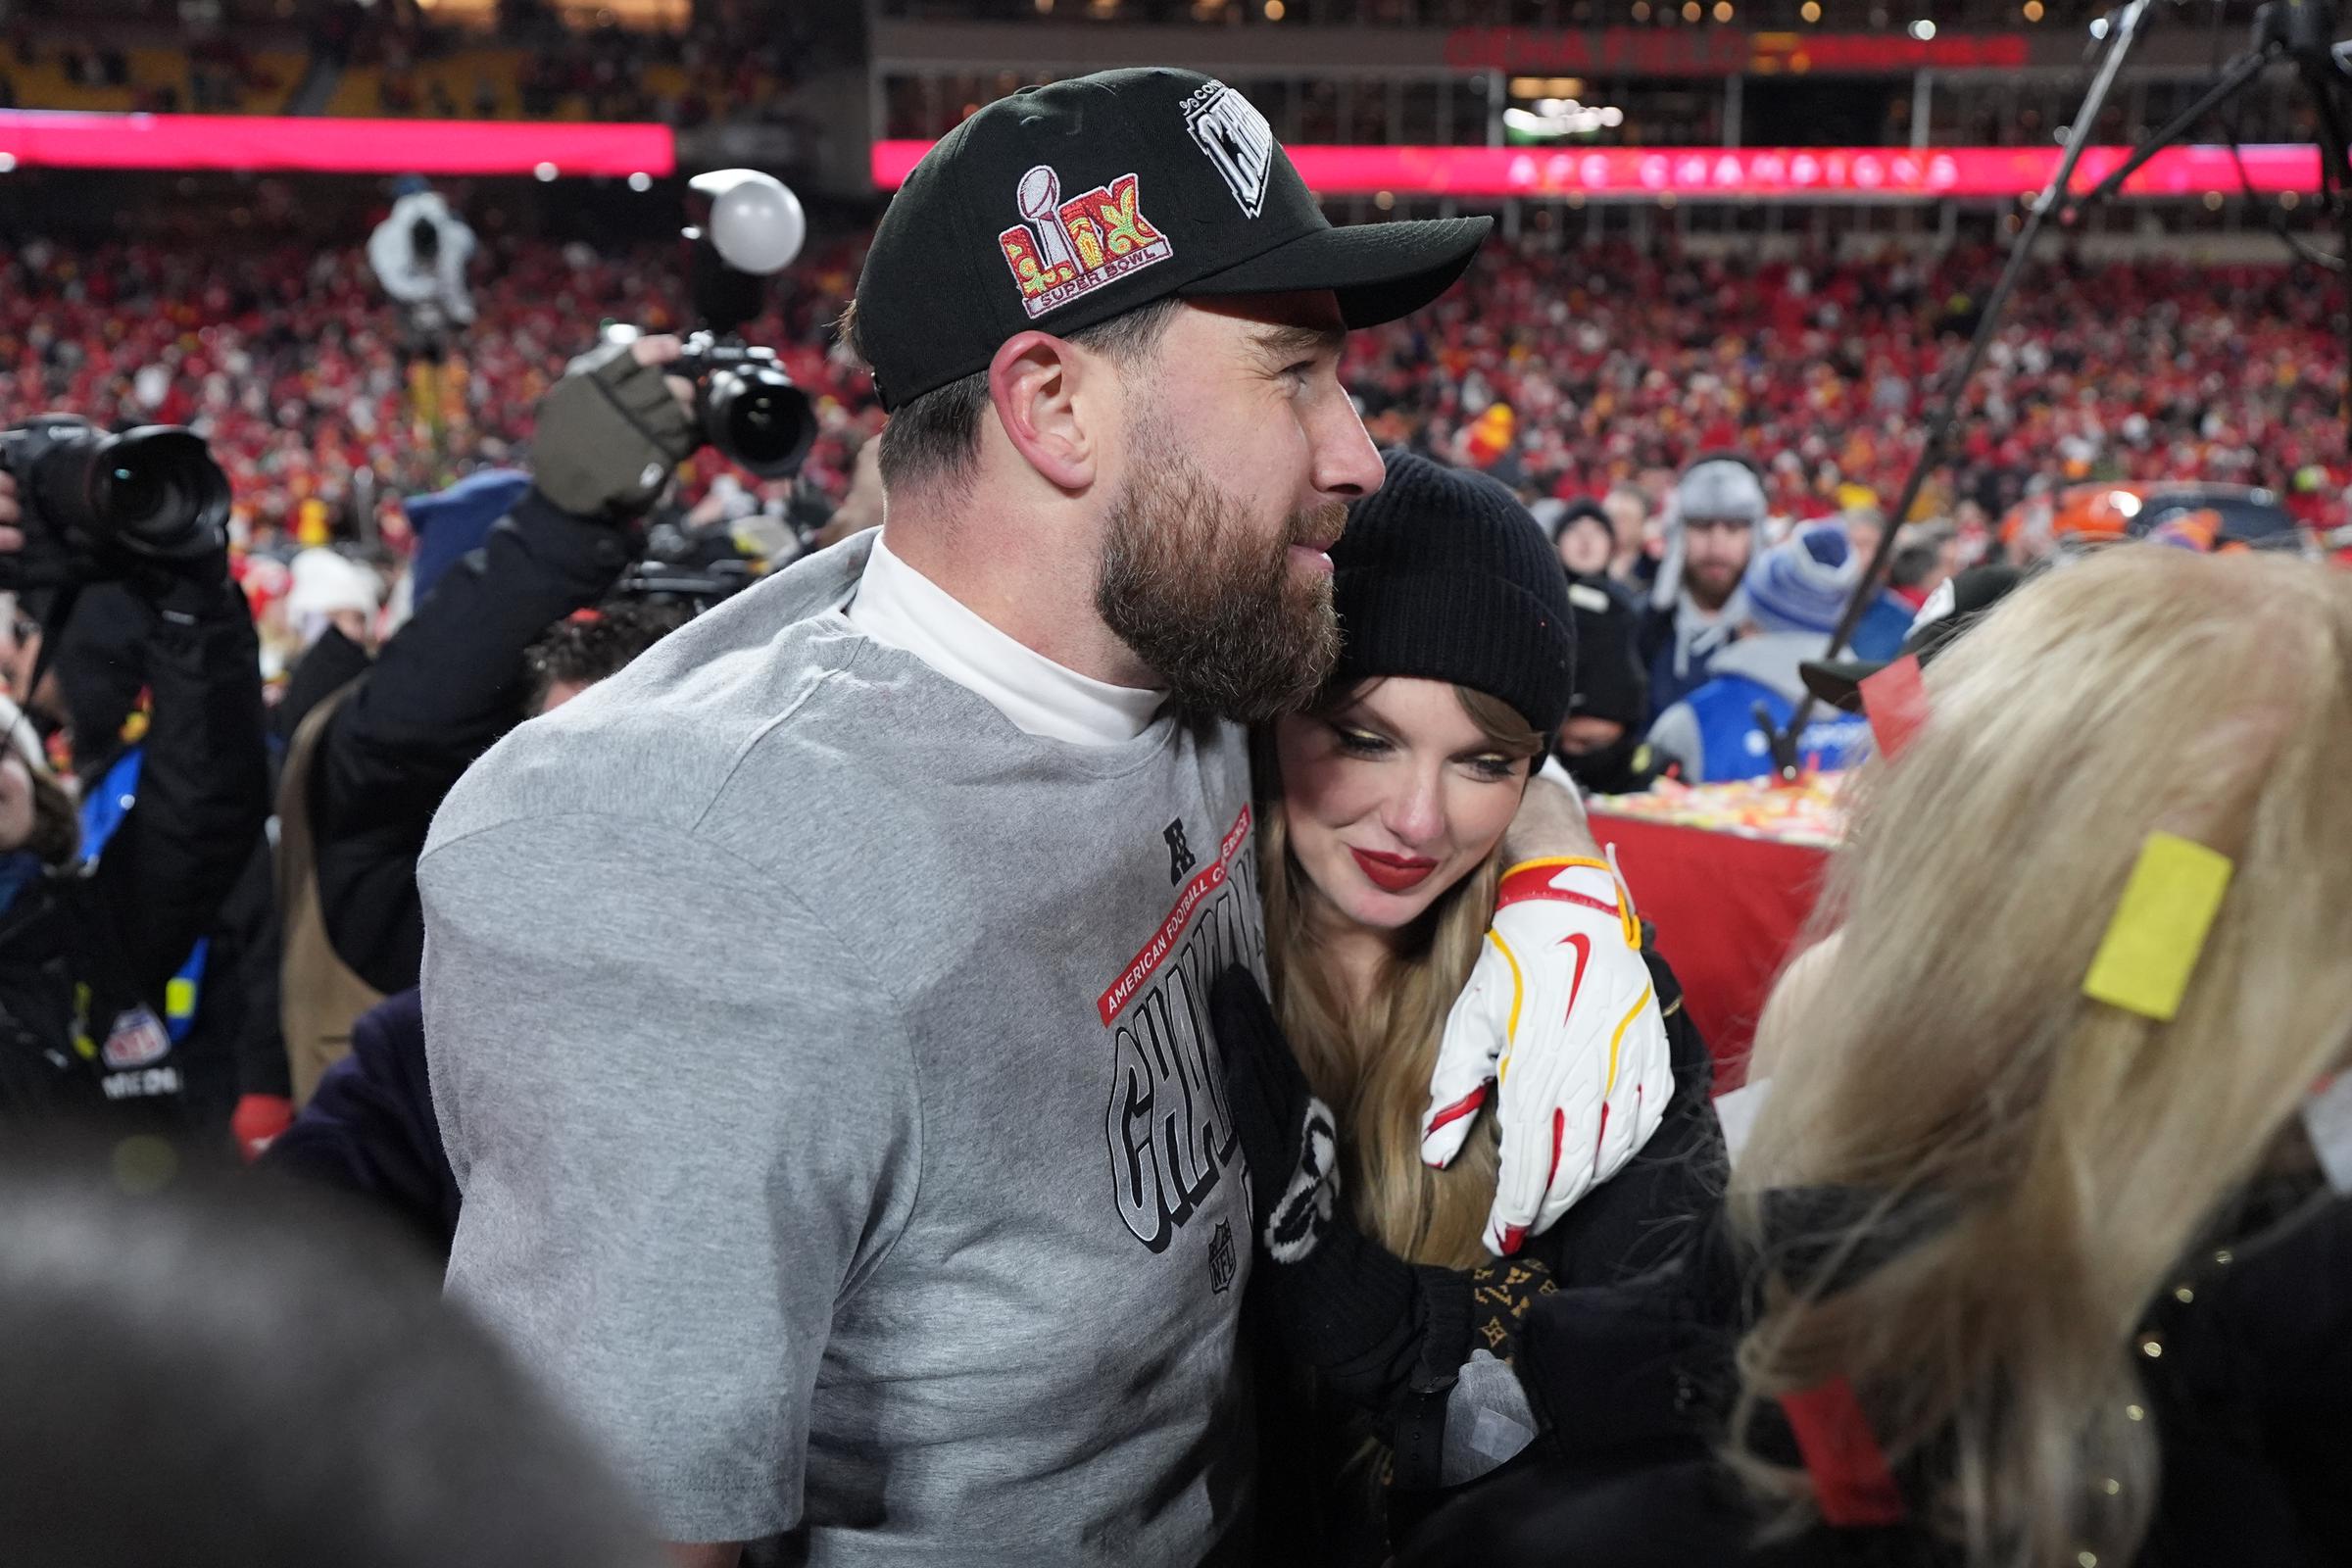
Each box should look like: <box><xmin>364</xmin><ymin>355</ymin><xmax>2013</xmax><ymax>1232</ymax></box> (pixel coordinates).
<box><xmin>854</xmin><ymin>68</ymin><xmax>1492</xmax><ymax>411</ymax></box>
<box><xmin>1181</xmin><ymin>77</ymin><xmax>1277</xmax><ymax>218</ymax></box>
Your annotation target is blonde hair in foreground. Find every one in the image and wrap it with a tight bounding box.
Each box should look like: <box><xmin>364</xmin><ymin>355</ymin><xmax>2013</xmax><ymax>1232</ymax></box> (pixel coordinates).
<box><xmin>1257</xmin><ymin>686</ymin><xmax>1545</xmax><ymax>1271</ymax></box>
<box><xmin>1728</xmin><ymin>546</ymin><xmax>2352</xmax><ymax>1568</ymax></box>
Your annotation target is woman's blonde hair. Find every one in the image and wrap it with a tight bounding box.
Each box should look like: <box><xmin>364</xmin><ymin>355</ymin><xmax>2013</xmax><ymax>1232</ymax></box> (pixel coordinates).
<box><xmin>1728</xmin><ymin>545</ymin><xmax>2352</xmax><ymax>1568</ymax></box>
<box><xmin>1258</xmin><ymin>683</ymin><xmax>1546</xmax><ymax>1269</ymax></box>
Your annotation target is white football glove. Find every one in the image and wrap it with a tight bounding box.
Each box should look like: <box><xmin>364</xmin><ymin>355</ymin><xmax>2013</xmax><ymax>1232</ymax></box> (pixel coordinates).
<box><xmin>1422</xmin><ymin>854</ymin><xmax>1673</xmax><ymax>1256</ymax></box>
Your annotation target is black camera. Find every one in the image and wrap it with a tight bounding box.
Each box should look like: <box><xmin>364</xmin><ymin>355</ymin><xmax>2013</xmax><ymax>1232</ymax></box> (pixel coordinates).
<box><xmin>672</xmin><ymin>331</ymin><xmax>816</xmax><ymax>481</ymax></box>
<box><xmin>0</xmin><ymin>416</ymin><xmax>230</xmax><ymax>589</ymax></box>
<box><xmin>670</xmin><ymin>171</ymin><xmax>817</xmax><ymax>482</ymax></box>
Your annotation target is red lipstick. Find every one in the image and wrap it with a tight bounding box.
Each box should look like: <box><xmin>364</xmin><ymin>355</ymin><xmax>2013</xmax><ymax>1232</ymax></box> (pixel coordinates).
<box><xmin>1350</xmin><ymin>847</ymin><xmax>1439</xmax><ymax>895</ymax></box>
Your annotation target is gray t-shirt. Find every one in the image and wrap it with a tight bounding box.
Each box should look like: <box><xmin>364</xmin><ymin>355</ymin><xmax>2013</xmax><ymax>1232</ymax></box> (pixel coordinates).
<box><xmin>420</xmin><ymin>533</ymin><xmax>1263</xmax><ymax>1563</ymax></box>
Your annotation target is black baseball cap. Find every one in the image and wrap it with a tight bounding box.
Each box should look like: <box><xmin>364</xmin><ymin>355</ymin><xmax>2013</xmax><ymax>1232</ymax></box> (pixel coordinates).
<box><xmin>1799</xmin><ymin>564</ymin><xmax>2024</xmax><ymax>712</ymax></box>
<box><xmin>854</xmin><ymin>68</ymin><xmax>1492</xmax><ymax>411</ymax></box>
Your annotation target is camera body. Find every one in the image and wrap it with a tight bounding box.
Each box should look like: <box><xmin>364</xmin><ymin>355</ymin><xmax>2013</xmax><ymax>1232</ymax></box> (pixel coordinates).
<box><xmin>0</xmin><ymin>416</ymin><xmax>230</xmax><ymax>590</ymax></box>
<box><xmin>673</xmin><ymin>331</ymin><xmax>816</xmax><ymax>480</ymax></box>
<box><xmin>660</xmin><ymin>171</ymin><xmax>816</xmax><ymax>482</ymax></box>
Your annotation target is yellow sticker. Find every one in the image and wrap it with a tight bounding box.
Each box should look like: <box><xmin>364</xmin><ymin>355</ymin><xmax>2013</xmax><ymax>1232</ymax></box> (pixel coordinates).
<box><xmin>2082</xmin><ymin>832</ymin><xmax>2233</xmax><ymax>1022</ymax></box>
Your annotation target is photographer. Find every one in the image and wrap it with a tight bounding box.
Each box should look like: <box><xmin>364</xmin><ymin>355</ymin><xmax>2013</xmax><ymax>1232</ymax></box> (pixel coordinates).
<box><xmin>291</xmin><ymin>337</ymin><xmax>695</xmax><ymax>1092</ymax></box>
<box><xmin>48</xmin><ymin>584</ymin><xmax>286</xmax><ymax>1146</ymax></box>
<box><xmin>0</xmin><ymin>468</ymin><xmax>269</xmax><ymax>1129</ymax></box>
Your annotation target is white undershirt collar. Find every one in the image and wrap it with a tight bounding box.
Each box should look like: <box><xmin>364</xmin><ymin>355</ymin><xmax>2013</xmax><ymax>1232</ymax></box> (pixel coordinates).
<box><xmin>846</xmin><ymin>531</ymin><xmax>1166</xmax><ymax>747</ymax></box>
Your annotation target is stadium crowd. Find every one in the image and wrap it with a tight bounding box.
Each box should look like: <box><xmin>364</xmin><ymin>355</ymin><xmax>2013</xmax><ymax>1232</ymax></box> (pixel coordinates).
<box><xmin>7</xmin><ymin>225</ymin><xmax>2344</xmax><ymax>573</ymax></box>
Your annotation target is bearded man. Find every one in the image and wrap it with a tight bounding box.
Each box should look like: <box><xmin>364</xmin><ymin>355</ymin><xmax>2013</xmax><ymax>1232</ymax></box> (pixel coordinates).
<box><xmin>421</xmin><ymin>69</ymin><xmax>1649</xmax><ymax>1568</ymax></box>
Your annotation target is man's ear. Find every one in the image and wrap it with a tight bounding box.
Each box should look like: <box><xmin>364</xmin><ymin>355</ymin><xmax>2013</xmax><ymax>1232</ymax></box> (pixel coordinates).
<box><xmin>988</xmin><ymin>330</ymin><xmax>1102</xmax><ymax>494</ymax></box>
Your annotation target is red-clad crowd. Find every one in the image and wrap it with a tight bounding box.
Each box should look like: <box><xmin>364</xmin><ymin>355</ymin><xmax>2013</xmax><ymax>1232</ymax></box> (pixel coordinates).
<box><xmin>5</xmin><ymin>228</ymin><xmax>2345</xmax><ymax>566</ymax></box>
<box><xmin>1350</xmin><ymin>241</ymin><xmax>2352</xmax><ymax>533</ymax></box>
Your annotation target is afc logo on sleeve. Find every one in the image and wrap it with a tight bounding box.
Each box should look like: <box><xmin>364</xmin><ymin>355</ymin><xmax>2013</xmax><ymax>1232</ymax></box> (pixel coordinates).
<box><xmin>1164</xmin><ymin>818</ymin><xmax>1196</xmax><ymax>885</ymax></box>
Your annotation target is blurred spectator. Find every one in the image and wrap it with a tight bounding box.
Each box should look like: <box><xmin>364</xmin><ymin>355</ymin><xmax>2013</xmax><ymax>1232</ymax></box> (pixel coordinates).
<box><xmin>1601</xmin><ymin>485</ymin><xmax>1651</xmax><ymax>587</ymax></box>
<box><xmin>286</xmin><ymin>547</ymin><xmax>382</xmax><ymax>658</ymax></box>
<box><xmin>1889</xmin><ymin>519</ymin><xmax>1961</xmax><ymax>610</ymax></box>
<box><xmin>1837</xmin><ymin>507</ymin><xmax>1915</xmax><ymax>661</ymax></box>
<box><xmin>1544</xmin><ymin>497</ymin><xmax>1618</xmax><ymax>580</ymax></box>
<box><xmin>0</xmin><ymin>1155</ymin><xmax>660</xmax><ymax>1568</ymax></box>
<box><xmin>1556</xmin><ymin>578</ymin><xmax>1658</xmax><ymax>796</ymax></box>
<box><xmin>1638</xmin><ymin>456</ymin><xmax>1765</xmax><ymax>720</ymax></box>
<box><xmin>277</xmin><ymin>553</ymin><xmax>379</xmax><ymax>744</ymax></box>
<box><xmin>1645</xmin><ymin>522</ymin><xmax>1871</xmax><ymax>783</ymax></box>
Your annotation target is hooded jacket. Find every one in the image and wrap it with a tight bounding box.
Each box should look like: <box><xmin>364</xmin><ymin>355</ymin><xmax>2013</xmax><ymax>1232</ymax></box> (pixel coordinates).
<box><xmin>1644</xmin><ymin>632</ymin><xmax>1870</xmax><ymax>785</ymax></box>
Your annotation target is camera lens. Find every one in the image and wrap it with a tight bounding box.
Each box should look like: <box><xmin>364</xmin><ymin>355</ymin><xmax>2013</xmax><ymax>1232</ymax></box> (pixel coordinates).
<box><xmin>704</xmin><ymin>366</ymin><xmax>814</xmax><ymax>479</ymax></box>
<box><xmin>107</xmin><ymin>458</ymin><xmax>172</xmax><ymax>530</ymax></box>
<box><xmin>88</xmin><ymin>429</ymin><xmax>230</xmax><ymax>555</ymax></box>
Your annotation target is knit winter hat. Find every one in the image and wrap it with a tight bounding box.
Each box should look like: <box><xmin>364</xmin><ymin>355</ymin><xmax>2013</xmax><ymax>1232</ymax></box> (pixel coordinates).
<box><xmin>1546</xmin><ymin>498</ymin><xmax>1615</xmax><ymax>551</ymax></box>
<box><xmin>286</xmin><ymin>549</ymin><xmax>383</xmax><ymax>620</ymax></box>
<box><xmin>1675</xmin><ymin>458</ymin><xmax>1768</xmax><ymax>524</ymax></box>
<box><xmin>1329</xmin><ymin>449</ymin><xmax>1577</xmax><ymax>735</ymax></box>
<box><xmin>406</xmin><ymin>467</ymin><xmax>530</xmax><ymax>606</ymax></box>
<box><xmin>1743</xmin><ymin>522</ymin><xmax>1859</xmax><ymax>637</ymax></box>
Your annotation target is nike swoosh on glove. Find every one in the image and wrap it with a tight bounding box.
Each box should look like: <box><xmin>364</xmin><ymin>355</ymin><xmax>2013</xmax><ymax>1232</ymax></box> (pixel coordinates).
<box><xmin>1422</xmin><ymin>855</ymin><xmax>1673</xmax><ymax>1256</ymax></box>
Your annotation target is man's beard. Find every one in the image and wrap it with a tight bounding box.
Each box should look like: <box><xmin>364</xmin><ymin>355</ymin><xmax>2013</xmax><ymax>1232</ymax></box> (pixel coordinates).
<box><xmin>1686</xmin><ymin>561</ymin><xmax>1742</xmax><ymax>612</ymax></box>
<box><xmin>1096</xmin><ymin>432</ymin><xmax>1345</xmax><ymax>724</ymax></box>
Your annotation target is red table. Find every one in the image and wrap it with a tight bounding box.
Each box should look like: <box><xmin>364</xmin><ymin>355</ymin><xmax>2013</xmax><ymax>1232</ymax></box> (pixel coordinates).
<box><xmin>1586</xmin><ymin>810</ymin><xmax>1833</xmax><ymax>1089</ymax></box>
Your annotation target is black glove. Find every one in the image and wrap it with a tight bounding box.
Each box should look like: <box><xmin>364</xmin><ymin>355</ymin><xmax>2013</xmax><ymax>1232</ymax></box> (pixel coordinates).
<box><xmin>1212</xmin><ymin>965</ymin><xmax>1475</xmax><ymax>1421</ymax></box>
<box><xmin>112</xmin><ymin>539</ymin><xmax>234</xmax><ymax>620</ymax></box>
<box><xmin>531</xmin><ymin>336</ymin><xmax>700</xmax><ymax>521</ymax></box>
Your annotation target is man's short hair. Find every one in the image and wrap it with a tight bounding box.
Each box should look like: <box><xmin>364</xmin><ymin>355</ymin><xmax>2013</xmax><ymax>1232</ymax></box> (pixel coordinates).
<box><xmin>837</xmin><ymin>296</ymin><xmax>1185</xmax><ymax>497</ymax></box>
<box><xmin>1890</xmin><ymin>541</ymin><xmax>1946</xmax><ymax>591</ymax></box>
<box><xmin>0</xmin><ymin>1155</ymin><xmax>658</xmax><ymax>1568</ymax></box>
<box><xmin>525</xmin><ymin>599</ymin><xmax>693</xmax><ymax>710</ymax></box>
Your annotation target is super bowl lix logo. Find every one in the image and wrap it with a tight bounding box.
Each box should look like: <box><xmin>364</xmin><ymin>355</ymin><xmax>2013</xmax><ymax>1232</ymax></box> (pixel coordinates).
<box><xmin>999</xmin><ymin>165</ymin><xmax>1174</xmax><ymax>320</ymax></box>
